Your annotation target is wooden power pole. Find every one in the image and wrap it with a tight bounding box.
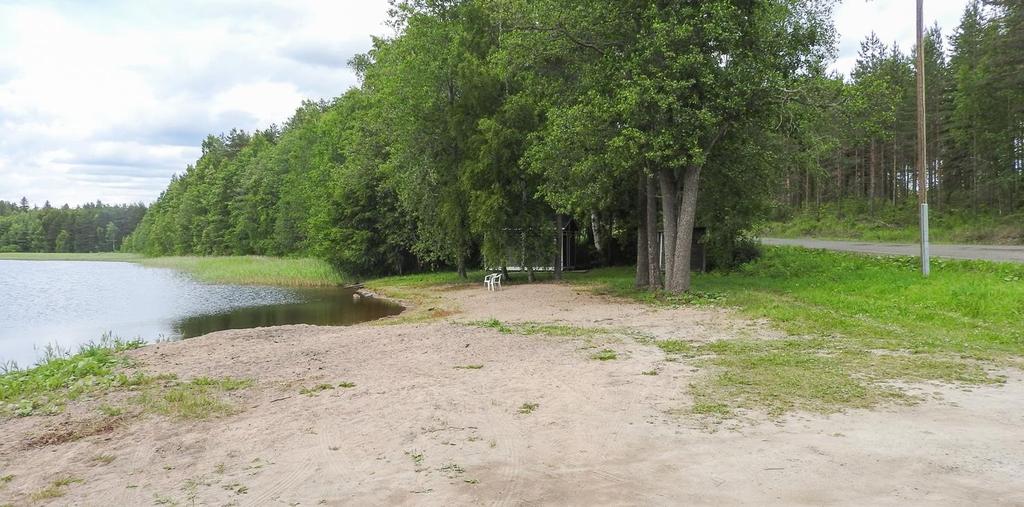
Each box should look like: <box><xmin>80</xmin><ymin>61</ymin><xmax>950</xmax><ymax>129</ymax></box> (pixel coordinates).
<box><xmin>916</xmin><ymin>0</ymin><xmax>930</xmax><ymax>276</ymax></box>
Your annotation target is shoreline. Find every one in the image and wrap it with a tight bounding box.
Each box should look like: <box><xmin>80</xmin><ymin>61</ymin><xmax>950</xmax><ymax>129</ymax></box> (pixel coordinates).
<box><xmin>2</xmin><ymin>282</ymin><xmax>1022</xmax><ymax>505</ymax></box>
<box><xmin>0</xmin><ymin>253</ymin><xmax>347</xmax><ymax>287</ymax></box>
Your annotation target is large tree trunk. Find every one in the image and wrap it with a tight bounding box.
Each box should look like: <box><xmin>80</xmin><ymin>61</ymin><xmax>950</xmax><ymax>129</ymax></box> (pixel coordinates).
<box><xmin>892</xmin><ymin>138</ymin><xmax>897</xmax><ymax>205</ymax></box>
<box><xmin>645</xmin><ymin>173</ymin><xmax>660</xmax><ymax>290</ymax></box>
<box><xmin>869</xmin><ymin>138</ymin><xmax>877</xmax><ymax>212</ymax></box>
<box><xmin>666</xmin><ymin>164</ymin><xmax>701</xmax><ymax>294</ymax></box>
<box><xmin>658</xmin><ymin>169</ymin><xmax>678</xmax><ymax>283</ymax></box>
<box><xmin>804</xmin><ymin>167</ymin><xmax>811</xmax><ymax>209</ymax></box>
<box><xmin>553</xmin><ymin>214</ymin><xmax>563</xmax><ymax>281</ymax></box>
<box><xmin>457</xmin><ymin>254</ymin><xmax>467</xmax><ymax>279</ymax></box>
<box><xmin>636</xmin><ymin>173</ymin><xmax>650</xmax><ymax>289</ymax></box>
<box><xmin>590</xmin><ymin>211</ymin><xmax>603</xmax><ymax>260</ymax></box>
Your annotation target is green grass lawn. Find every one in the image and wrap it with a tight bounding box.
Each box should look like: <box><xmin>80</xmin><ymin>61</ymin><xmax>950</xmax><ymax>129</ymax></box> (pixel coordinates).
<box><xmin>763</xmin><ymin>204</ymin><xmax>1024</xmax><ymax>245</ymax></box>
<box><xmin>568</xmin><ymin>247</ymin><xmax>1023</xmax><ymax>416</ymax></box>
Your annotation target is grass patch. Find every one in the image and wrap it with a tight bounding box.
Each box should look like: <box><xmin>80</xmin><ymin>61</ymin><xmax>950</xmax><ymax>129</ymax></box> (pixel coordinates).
<box><xmin>0</xmin><ymin>335</ymin><xmax>146</xmax><ymax>417</ymax></box>
<box><xmin>92</xmin><ymin>454</ymin><xmax>116</xmax><ymax>465</ymax></box>
<box><xmin>470</xmin><ymin>318</ymin><xmax>610</xmax><ymax>338</ymax></box>
<box><xmin>453</xmin><ymin>364</ymin><xmax>484</xmax><ymax>370</ymax></box>
<box><xmin>569</xmin><ymin>247</ymin><xmax>1024</xmax><ymax>417</ymax></box>
<box><xmin>657</xmin><ymin>340</ymin><xmax>696</xmax><ymax>355</ymax></box>
<box><xmin>362</xmin><ymin>270</ymin><xmax>484</xmax><ymax>324</ymax></box>
<box><xmin>405</xmin><ymin>450</ymin><xmax>426</xmax><ymax>472</ymax></box>
<box><xmin>28</xmin><ymin>415</ymin><xmax>131</xmax><ymax>447</ymax></box>
<box><xmin>692</xmin><ymin>401</ymin><xmax>732</xmax><ymax>417</ymax></box>
<box><xmin>565</xmin><ymin>268</ymin><xmax>726</xmax><ymax>307</ymax></box>
<box><xmin>132</xmin><ymin>377</ymin><xmax>250</xmax><ymax>420</ymax></box>
<box><xmin>641</xmin><ymin>369</ymin><xmax>658</xmax><ymax>376</ymax></box>
<box><xmin>337</xmin><ymin>381</ymin><xmax>356</xmax><ymax>388</ymax></box>
<box><xmin>30</xmin><ymin>477</ymin><xmax>83</xmax><ymax>501</ymax></box>
<box><xmin>763</xmin><ymin>203</ymin><xmax>1024</xmax><ymax>245</ymax></box>
<box><xmin>517</xmin><ymin>402</ymin><xmax>539</xmax><ymax>414</ymax></box>
<box><xmin>590</xmin><ymin>349</ymin><xmax>618</xmax><ymax>361</ymax></box>
<box><xmin>97</xmin><ymin>404</ymin><xmax>124</xmax><ymax>416</ymax></box>
<box><xmin>139</xmin><ymin>255</ymin><xmax>345</xmax><ymax>287</ymax></box>
<box><xmin>299</xmin><ymin>383</ymin><xmax>336</xmax><ymax>395</ymax></box>
<box><xmin>190</xmin><ymin>377</ymin><xmax>253</xmax><ymax>391</ymax></box>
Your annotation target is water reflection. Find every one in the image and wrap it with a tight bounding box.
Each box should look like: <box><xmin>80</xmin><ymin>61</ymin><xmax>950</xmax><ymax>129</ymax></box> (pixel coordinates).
<box><xmin>174</xmin><ymin>289</ymin><xmax>403</xmax><ymax>338</ymax></box>
<box><xmin>0</xmin><ymin>260</ymin><xmax>402</xmax><ymax>366</ymax></box>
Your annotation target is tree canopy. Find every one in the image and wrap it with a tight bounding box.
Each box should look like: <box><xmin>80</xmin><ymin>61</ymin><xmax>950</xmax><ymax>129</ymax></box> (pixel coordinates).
<box><xmin>125</xmin><ymin>0</ymin><xmax>1021</xmax><ymax>292</ymax></box>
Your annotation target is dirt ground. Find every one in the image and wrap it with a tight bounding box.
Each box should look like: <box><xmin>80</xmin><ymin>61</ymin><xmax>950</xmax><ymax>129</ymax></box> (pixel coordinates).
<box><xmin>1</xmin><ymin>284</ymin><xmax>1022</xmax><ymax>506</ymax></box>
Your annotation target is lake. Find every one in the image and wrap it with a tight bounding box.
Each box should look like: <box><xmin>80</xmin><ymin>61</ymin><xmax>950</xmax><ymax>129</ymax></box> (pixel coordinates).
<box><xmin>0</xmin><ymin>260</ymin><xmax>402</xmax><ymax>368</ymax></box>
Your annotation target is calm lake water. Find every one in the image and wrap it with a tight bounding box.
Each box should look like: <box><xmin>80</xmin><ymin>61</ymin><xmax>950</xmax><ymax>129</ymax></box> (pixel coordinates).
<box><xmin>0</xmin><ymin>260</ymin><xmax>402</xmax><ymax>367</ymax></box>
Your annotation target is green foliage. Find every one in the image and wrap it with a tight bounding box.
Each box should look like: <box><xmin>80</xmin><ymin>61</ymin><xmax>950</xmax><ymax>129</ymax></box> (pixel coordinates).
<box><xmin>133</xmin><ymin>383</ymin><xmax>236</xmax><ymax>420</ymax></box>
<box><xmin>776</xmin><ymin>3</ymin><xmax>1023</xmax><ymax>228</ymax></box>
<box><xmin>126</xmin><ymin>0</ymin><xmax>836</xmax><ymax>289</ymax></box>
<box><xmin>0</xmin><ymin>335</ymin><xmax>145</xmax><ymax>417</ymax></box>
<box><xmin>0</xmin><ymin>199</ymin><xmax>144</xmax><ymax>253</ymax></box>
<box><xmin>765</xmin><ymin>201</ymin><xmax>1024</xmax><ymax>244</ymax></box>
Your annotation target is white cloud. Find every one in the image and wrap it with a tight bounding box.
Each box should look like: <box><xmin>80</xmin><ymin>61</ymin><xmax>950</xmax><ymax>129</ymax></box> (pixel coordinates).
<box><xmin>0</xmin><ymin>0</ymin><xmax>979</xmax><ymax>206</ymax></box>
<box><xmin>830</xmin><ymin>0</ymin><xmax>971</xmax><ymax>76</ymax></box>
<box><xmin>0</xmin><ymin>0</ymin><xmax>391</xmax><ymax>206</ymax></box>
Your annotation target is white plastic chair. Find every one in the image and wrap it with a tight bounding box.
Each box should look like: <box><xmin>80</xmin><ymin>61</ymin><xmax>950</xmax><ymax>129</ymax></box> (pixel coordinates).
<box><xmin>484</xmin><ymin>273</ymin><xmax>503</xmax><ymax>291</ymax></box>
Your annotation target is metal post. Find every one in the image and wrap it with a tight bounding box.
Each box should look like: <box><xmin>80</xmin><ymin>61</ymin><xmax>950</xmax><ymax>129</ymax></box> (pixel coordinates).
<box><xmin>916</xmin><ymin>0</ymin><xmax>930</xmax><ymax>277</ymax></box>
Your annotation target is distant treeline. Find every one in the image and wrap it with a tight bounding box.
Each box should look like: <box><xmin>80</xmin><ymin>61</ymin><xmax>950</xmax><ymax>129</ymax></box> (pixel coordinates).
<box><xmin>0</xmin><ymin>198</ymin><xmax>146</xmax><ymax>253</ymax></box>
<box><xmin>775</xmin><ymin>1</ymin><xmax>1023</xmax><ymax>219</ymax></box>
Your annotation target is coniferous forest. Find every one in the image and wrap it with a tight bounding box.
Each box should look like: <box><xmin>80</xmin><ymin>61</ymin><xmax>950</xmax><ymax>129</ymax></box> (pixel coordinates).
<box><xmin>773</xmin><ymin>0</ymin><xmax>1023</xmax><ymax>240</ymax></box>
<box><xmin>123</xmin><ymin>0</ymin><xmax>1023</xmax><ymax>292</ymax></box>
<box><xmin>0</xmin><ymin>199</ymin><xmax>146</xmax><ymax>253</ymax></box>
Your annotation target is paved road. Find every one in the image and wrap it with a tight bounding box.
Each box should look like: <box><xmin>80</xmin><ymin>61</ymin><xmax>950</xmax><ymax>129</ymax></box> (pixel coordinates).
<box><xmin>762</xmin><ymin>237</ymin><xmax>1024</xmax><ymax>264</ymax></box>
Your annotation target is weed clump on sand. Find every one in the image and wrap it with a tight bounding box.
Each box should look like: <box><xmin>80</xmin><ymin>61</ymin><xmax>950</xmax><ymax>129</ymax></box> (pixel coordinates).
<box><xmin>190</xmin><ymin>377</ymin><xmax>253</xmax><ymax>391</ymax></box>
<box><xmin>299</xmin><ymin>383</ymin><xmax>336</xmax><ymax>396</ymax></box>
<box><xmin>471</xmin><ymin>319</ymin><xmax>614</xmax><ymax>338</ymax></box>
<box><xmin>517</xmin><ymin>402</ymin><xmax>539</xmax><ymax>414</ymax></box>
<box><xmin>0</xmin><ymin>335</ymin><xmax>145</xmax><ymax>417</ymax></box>
<box><xmin>590</xmin><ymin>349</ymin><xmax>618</xmax><ymax>361</ymax></box>
<box><xmin>657</xmin><ymin>340</ymin><xmax>695</xmax><ymax>355</ymax></box>
<box><xmin>92</xmin><ymin>454</ymin><xmax>116</xmax><ymax>465</ymax></box>
<box><xmin>30</xmin><ymin>476</ymin><xmax>83</xmax><ymax>501</ymax></box>
<box><xmin>130</xmin><ymin>376</ymin><xmax>254</xmax><ymax>420</ymax></box>
<box><xmin>134</xmin><ymin>384</ymin><xmax>234</xmax><ymax>420</ymax></box>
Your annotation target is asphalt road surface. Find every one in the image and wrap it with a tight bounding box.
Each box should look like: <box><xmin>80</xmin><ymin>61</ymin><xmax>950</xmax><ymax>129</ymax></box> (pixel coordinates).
<box><xmin>762</xmin><ymin>238</ymin><xmax>1024</xmax><ymax>264</ymax></box>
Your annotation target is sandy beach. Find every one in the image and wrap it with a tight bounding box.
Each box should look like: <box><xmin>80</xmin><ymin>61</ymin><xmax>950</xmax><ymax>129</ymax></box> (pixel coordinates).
<box><xmin>2</xmin><ymin>283</ymin><xmax>1022</xmax><ymax>505</ymax></box>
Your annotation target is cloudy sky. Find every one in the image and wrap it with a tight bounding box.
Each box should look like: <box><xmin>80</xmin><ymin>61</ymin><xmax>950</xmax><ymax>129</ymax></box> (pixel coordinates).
<box><xmin>0</xmin><ymin>0</ymin><xmax>971</xmax><ymax>206</ymax></box>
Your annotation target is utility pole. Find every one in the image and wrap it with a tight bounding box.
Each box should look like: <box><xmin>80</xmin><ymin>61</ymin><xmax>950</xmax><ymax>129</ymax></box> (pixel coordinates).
<box><xmin>916</xmin><ymin>0</ymin><xmax>930</xmax><ymax>276</ymax></box>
